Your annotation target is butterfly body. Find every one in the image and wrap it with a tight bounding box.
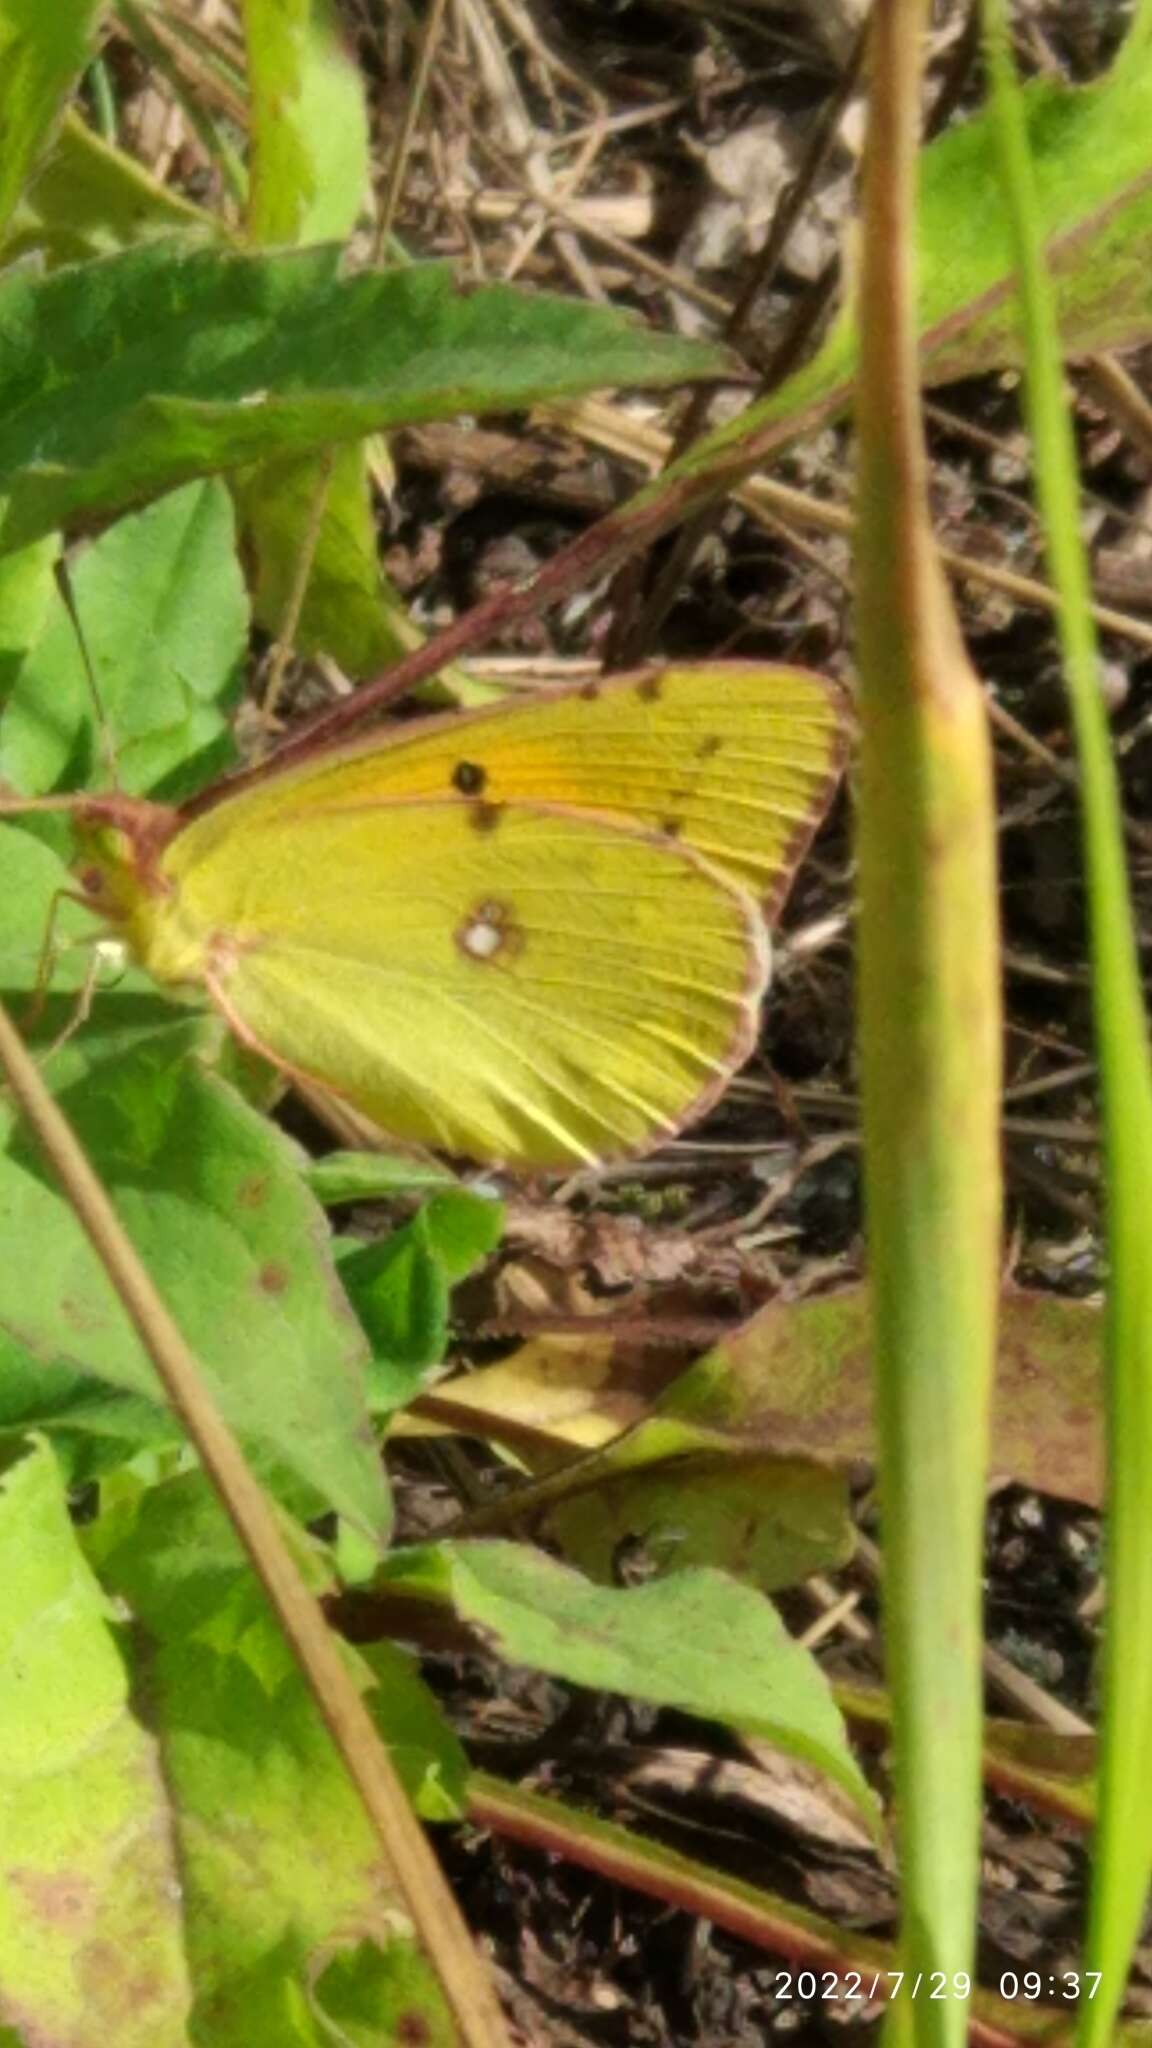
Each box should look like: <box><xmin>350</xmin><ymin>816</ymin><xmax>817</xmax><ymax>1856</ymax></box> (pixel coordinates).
<box><xmin>59</xmin><ymin>665</ymin><xmax>847</xmax><ymax>1168</ymax></box>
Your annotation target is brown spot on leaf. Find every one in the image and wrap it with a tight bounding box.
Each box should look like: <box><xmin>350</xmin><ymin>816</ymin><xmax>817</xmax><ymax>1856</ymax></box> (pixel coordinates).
<box><xmin>660</xmin><ymin>817</ymin><xmax>684</xmax><ymax>840</ymax></box>
<box><xmin>637</xmin><ymin>672</ymin><xmax>663</xmax><ymax>701</ymax></box>
<box><xmin>61</xmin><ymin>1294</ymin><xmax>108</xmax><ymax>1336</ymax></box>
<box><xmin>696</xmin><ymin>733</ymin><xmax>723</xmax><ymax>759</ymax></box>
<box><xmin>12</xmin><ymin>1869</ymin><xmax>92</xmax><ymax>1927</ymax></box>
<box><xmin>258</xmin><ymin>1261</ymin><xmax>289</xmax><ymax>1295</ymax></box>
<box><xmin>236</xmin><ymin>1174</ymin><xmax>270</xmax><ymax>1209</ymax></box>
<box><xmin>396</xmin><ymin>2015</ymin><xmax>432</xmax><ymax>2045</ymax></box>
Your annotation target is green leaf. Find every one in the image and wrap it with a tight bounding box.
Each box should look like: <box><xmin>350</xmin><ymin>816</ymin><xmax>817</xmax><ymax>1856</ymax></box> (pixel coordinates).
<box><xmin>391</xmin><ymin>1539</ymin><xmax>880</xmax><ymax>1827</ymax></box>
<box><xmin>243</xmin><ymin>0</ymin><xmax>370</xmax><ymax>244</ymax></box>
<box><xmin>0</xmin><ymin>1326</ymin><xmax>176</xmax><ymax>1478</ymax></box>
<box><xmin>238</xmin><ymin>0</ymin><xmax>389</xmax><ymax>685</ymax></box>
<box><xmin>0</xmin><ymin>1438</ymin><xmax>193</xmax><ymax>2043</ymax></box>
<box><xmin>303</xmin><ymin>1150</ymin><xmax>460</xmax><ymax>1206</ymax></box>
<box><xmin>0</xmin><ymin>0</ymin><xmax>103</xmax><ymax>237</ymax></box>
<box><xmin>541</xmin><ymin>1438</ymin><xmax>853</xmax><ymax>1593</ymax></box>
<box><xmin>355</xmin><ymin>1642</ymin><xmax>468</xmax><ymax>1824</ymax></box>
<box><xmin>418</xmin><ymin>1188</ymin><xmax>505</xmax><ymax>1282</ymax></box>
<box><xmin>311</xmin><ymin>1940</ymin><xmax>458</xmax><ymax>2048</ymax></box>
<box><xmin>918</xmin><ymin>60</ymin><xmax>1152</xmax><ymax>381</ymax></box>
<box><xmin>0</xmin><ymin>985</ymin><xmax>389</xmax><ymax>1537</ymax></box>
<box><xmin>681</xmin><ymin>1284</ymin><xmax>1106</xmax><ymax>1508</ymax></box>
<box><xmin>235</xmin><ymin>442</ymin><xmax>430</xmax><ymax>678</ymax></box>
<box><xmin>2</xmin><ymin>109</ymin><xmax>213</xmax><ymax>266</ymax></box>
<box><xmin>0</xmin><ymin>531</ymin><xmax>58</xmax><ymax>717</ymax></box>
<box><xmin>340</xmin><ymin>1224</ymin><xmax>449</xmax><ymax>1384</ymax></box>
<box><xmin>0</xmin><ymin>822</ymin><xmax>106</xmax><ymax>993</ymax></box>
<box><xmin>684</xmin><ymin>58</ymin><xmax>1152</xmax><ymax>487</ymax></box>
<box><xmin>430</xmin><ymin>1328</ymin><xmax>853</xmax><ymax>1589</ymax></box>
<box><xmin>94</xmin><ymin>1471</ymin><xmax>466</xmax><ymax>1816</ymax></box>
<box><xmin>0</xmin><ymin>480</ymin><xmax>247</xmax><ymax>801</ymax></box>
<box><xmin>339</xmin><ymin>1191</ymin><xmax>503</xmax><ymax>1410</ymax></box>
<box><xmin>0</xmin><ymin>240</ymin><xmax>733</xmax><ymax>554</ymax></box>
<box><xmin>85</xmin><ymin>1469</ymin><xmax>457</xmax><ymax>2046</ymax></box>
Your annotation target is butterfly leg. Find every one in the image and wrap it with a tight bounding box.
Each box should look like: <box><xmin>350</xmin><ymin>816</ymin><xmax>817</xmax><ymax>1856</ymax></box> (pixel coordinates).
<box><xmin>24</xmin><ymin>888</ymin><xmax>111</xmax><ymax>1062</ymax></box>
<box><xmin>23</xmin><ymin>885</ymin><xmax>76</xmax><ymax>1029</ymax></box>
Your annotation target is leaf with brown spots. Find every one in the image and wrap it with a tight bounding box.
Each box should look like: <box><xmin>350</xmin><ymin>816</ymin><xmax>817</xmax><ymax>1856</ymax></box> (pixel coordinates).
<box><xmin>0</xmin><ymin>997</ymin><xmax>389</xmax><ymax>1536</ymax></box>
<box><xmin>420</xmin><ymin>1284</ymin><xmax>1104</xmax><ymax>1508</ymax></box>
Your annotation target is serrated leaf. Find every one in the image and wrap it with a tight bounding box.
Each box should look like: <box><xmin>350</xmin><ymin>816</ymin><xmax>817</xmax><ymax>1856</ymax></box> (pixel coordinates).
<box><xmin>0</xmin><ymin>240</ymin><xmax>733</xmax><ymax>553</ymax></box>
<box><xmin>243</xmin><ymin>0</ymin><xmax>369</xmax><ymax>244</ymax></box>
<box><xmin>94</xmin><ymin>1472</ymin><xmax>466</xmax><ymax>1814</ymax></box>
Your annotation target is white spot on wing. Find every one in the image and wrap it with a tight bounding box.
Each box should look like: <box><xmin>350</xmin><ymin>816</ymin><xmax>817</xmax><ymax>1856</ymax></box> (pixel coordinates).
<box><xmin>461</xmin><ymin>914</ymin><xmax>503</xmax><ymax>959</ymax></box>
<box><xmin>456</xmin><ymin>899</ymin><xmax>520</xmax><ymax>964</ymax></box>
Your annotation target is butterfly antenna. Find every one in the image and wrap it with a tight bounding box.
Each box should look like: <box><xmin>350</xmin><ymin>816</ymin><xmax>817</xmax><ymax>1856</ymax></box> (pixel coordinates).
<box><xmin>53</xmin><ymin>556</ymin><xmax>121</xmax><ymax>792</ymax></box>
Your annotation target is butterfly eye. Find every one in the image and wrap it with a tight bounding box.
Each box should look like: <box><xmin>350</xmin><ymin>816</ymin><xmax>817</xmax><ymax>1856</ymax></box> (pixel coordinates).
<box><xmin>78</xmin><ymin>865</ymin><xmax>106</xmax><ymax>899</ymax></box>
<box><xmin>451</xmin><ymin>759</ymin><xmax>488</xmax><ymax>796</ymax></box>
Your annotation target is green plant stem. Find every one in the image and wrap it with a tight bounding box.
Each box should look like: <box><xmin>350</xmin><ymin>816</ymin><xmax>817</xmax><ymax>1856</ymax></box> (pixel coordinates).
<box><xmin>83</xmin><ymin>57</ymin><xmax>118</xmax><ymax>142</ymax></box>
<box><xmin>980</xmin><ymin>7</ymin><xmax>1152</xmax><ymax>2043</ymax></box>
<box><xmin>854</xmin><ymin>4</ymin><xmax>1001</xmax><ymax>2045</ymax></box>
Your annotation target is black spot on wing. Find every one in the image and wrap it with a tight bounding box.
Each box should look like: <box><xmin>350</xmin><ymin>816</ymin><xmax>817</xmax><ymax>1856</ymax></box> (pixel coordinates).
<box><xmin>452</xmin><ymin>759</ymin><xmax>488</xmax><ymax>796</ymax></box>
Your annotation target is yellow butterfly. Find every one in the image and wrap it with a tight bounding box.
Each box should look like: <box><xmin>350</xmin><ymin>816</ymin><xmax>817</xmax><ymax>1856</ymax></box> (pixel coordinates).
<box><xmin>34</xmin><ymin>663</ymin><xmax>846</xmax><ymax>1169</ymax></box>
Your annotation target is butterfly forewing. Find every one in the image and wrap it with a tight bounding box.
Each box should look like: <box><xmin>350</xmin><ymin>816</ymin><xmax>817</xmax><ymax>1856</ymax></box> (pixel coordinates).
<box><xmin>171</xmin><ymin>664</ymin><xmax>847</xmax><ymax>918</ymax></box>
<box><xmin>180</xmin><ymin>802</ymin><xmax>768</xmax><ymax>1168</ymax></box>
